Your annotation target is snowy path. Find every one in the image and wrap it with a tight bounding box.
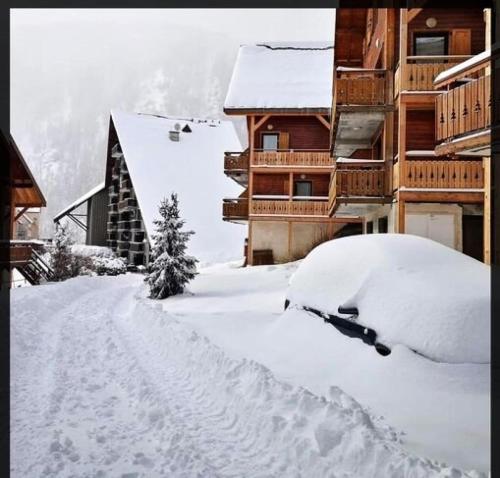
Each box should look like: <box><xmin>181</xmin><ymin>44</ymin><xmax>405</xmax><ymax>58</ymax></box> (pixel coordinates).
<box><xmin>11</xmin><ymin>273</ymin><xmax>486</xmax><ymax>477</ymax></box>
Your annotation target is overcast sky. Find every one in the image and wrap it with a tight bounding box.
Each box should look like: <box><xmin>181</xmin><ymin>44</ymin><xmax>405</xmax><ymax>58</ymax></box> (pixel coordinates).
<box><xmin>10</xmin><ymin>9</ymin><xmax>335</xmax><ymax>242</ymax></box>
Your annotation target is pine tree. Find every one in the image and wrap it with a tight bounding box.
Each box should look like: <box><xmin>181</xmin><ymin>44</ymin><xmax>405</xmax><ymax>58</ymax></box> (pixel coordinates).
<box><xmin>145</xmin><ymin>193</ymin><xmax>198</xmax><ymax>299</ymax></box>
<box><xmin>51</xmin><ymin>222</ymin><xmax>74</xmax><ymax>281</ymax></box>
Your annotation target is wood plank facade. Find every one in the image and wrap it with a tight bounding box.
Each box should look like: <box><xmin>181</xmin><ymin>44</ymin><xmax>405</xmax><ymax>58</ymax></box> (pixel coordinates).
<box><xmin>330</xmin><ymin>7</ymin><xmax>490</xmax><ymax>263</ymax></box>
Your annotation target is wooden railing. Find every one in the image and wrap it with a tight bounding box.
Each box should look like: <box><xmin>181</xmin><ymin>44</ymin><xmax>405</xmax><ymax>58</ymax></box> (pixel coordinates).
<box><xmin>224</xmin><ymin>151</ymin><xmax>249</xmax><ymax>171</ymax></box>
<box><xmin>396</xmin><ymin>56</ymin><xmax>470</xmax><ymax>92</ymax></box>
<box><xmin>336</xmin><ymin>168</ymin><xmax>385</xmax><ymax>197</ymax></box>
<box><xmin>222</xmin><ymin>199</ymin><xmax>248</xmax><ymax>220</ymax></box>
<box><xmin>402</xmin><ymin>160</ymin><xmax>484</xmax><ymax>189</ymax></box>
<box><xmin>335</xmin><ymin>68</ymin><xmax>387</xmax><ymax>105</ymax></box>
<box><xmin>436</xmin><ymin>75</ymin><xmax>491</xmax><ymax>141</ymax></box>
<box><xmin>252</xmin><ymin>150</ymin><xmax>332</xmax><ymax>167</ymax></box>
<box><xmin>251</xmin><ymin>200</ymin><xmax>329</xmax><ymax>217</ymax></box>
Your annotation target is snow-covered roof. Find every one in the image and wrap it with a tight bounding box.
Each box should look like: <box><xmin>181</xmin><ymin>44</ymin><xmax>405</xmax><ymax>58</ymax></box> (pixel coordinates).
<box><xmin>110</xmin><ymin>110</ymin><xmax>245</xmax><ymax>262</ymax></box>
<box><xmin>54</xmin><ymin>181</ymin><xmax>106</xmax><ymax>222</ymax></box>
<box><xmin>434</xmin><ymin>50</ymin><xmax>490</xmax><ymax>86</ymax></box>
<box><xmin>224</xmin><ymin>42</ymin><xmax>334</xmax><ymax>112</ymax></box>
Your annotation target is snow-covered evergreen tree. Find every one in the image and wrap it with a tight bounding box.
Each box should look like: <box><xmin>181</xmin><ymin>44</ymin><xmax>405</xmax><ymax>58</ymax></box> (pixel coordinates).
<box><xmin>51</xmin><ymin>222</ymin><xmax>74</xmax><ymax>281</ymax></box>
<box><xmin>145</xmin><ymin>193</ymin><xmax>198</xmax><ymax>299</ymax></box>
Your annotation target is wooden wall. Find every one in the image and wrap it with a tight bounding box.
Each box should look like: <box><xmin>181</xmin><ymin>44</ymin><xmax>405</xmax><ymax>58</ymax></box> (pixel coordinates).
<box><xmin>406</xmin><ymin>110</ymin><xmax>436</xmax><ymax>150</ymax></box>
<box><xmin>254</xmin><ymin>116</ymin><xmax>330</xmax><ymax>150</ymax></box>
<box><xmin>408</xmin><ymin>9</ymin><xmax>486</xmax><ymax>56</ymax></box>
<box><xmin>253</xmin><ymin>173</ymin><xmax>330</xmax><ymax>196</ymax></box>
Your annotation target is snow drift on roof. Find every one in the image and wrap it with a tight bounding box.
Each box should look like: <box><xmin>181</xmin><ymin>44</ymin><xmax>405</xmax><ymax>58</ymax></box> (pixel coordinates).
<box><xmin>111</xmin><ymin>110</ymin><xmax>244</xmax><ymax>263</ymax></box>
<box><xmin>224</xmin><ymin>42</ymin><xmax>334</xmax><ymax>111</ymax></box>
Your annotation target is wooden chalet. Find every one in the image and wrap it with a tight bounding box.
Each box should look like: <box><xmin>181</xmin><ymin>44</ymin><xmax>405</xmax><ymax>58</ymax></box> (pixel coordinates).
<box><xmin>330</xmin><ymin>8</ymin><xmax>491</xmax><ymax>263</ymax></box>
<box><xmin>55</xmin><ymin>110</ymin><xmax>242</xmax><ymax>266</ymax></box>
<box><xmin>223</xmin><ymin>42</ymin><xmax>363</xmax><ymax>266</ymax></box>
<box><xmin>0</xmin><ymin>133</ymin><xmax>53</xmax><ymax>286</ymax></box>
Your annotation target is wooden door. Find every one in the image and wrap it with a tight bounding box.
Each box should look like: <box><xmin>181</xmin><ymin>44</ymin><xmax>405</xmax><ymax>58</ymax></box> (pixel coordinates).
<box><xmin>462</xmin><ymin>215</ymin><xmax>483</xmax><ymax>262</ymax></box>
<box><xmin>450</xmin><ymin>29</ymin><xmax>471</xmax><ymax>56</ymax></box>
<box><xmin>279</xmin><ymin>132</ymin><xmax>290</xmax><ymax>150</ymax></box>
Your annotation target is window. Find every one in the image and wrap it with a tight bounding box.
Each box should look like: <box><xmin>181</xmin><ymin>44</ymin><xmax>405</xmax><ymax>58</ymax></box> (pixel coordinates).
<box><xmin>294</xmin><ymin>181</ymin><xmax>312</xmax><ymax>197</ymax></box>
<box><xmin>378</xmin><ymin>217</ymin><xmax>388</xmax><ymax>233</ymax></box>
<box><xmin>413</xmin><ymin>32</ymin><xmax>448</xmax><ymax>56</ymax></box>
<box><xmin>366</xmin><ymin>221</ymin><xmax>374</xmax><ymax>234</ymax></box>
<box><xmin>262</xmin><ymin>133</ymin><xmax>279</xmax><ymax>151</ymax></box>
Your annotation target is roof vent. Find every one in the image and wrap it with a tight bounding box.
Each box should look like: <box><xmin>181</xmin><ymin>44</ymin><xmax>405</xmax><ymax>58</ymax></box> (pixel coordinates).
<box><xmin>182</xmin><ymin>124</ymin><xmax>192</xmax><ymax>133</ymax></box>
<box><xmin>169</xmin><ymin>130</ymin><xmax>180</xmax><ymax>142</ymax></box>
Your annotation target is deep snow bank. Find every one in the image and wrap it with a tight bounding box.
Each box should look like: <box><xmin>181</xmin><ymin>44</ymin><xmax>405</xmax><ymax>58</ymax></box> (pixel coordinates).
<box><xmin>286</xmin><ymin>234</ymin><xmax>490</xmax><ymax>364</ymax></box>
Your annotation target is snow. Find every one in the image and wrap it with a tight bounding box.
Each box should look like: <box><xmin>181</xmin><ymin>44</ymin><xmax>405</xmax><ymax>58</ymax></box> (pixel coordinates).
<box><xmin>11</xmin><ymin>257</ymin><xmax>489</xmax><ymax>476</ymax></box>
<box><xmin>111</xmin><ymin>110</ymin><xmax>246</xmax><ymax>263</ymax></box>
<box><xmin>286</xmin><ymin>234</ymin><xmax>490</xmax><ymax>364</ymax></box>
<box><xmin>434</xmin><ymin>50</ymin><xmax>490</xmax><ymax>85</ymax></box>
<box><xmin>54</xmin><ymin>181</ymin><xmax>106</xmax><ymax>222</ymax></box>
<box><xmin>71</xmin><ymin>244</ymin><xmax>114</xmax><ymax>258</ymax></box>
<box><xmin>224</xmin><ymin>42</ymin><xmax>334</xmax><ymax>110</ymax></box>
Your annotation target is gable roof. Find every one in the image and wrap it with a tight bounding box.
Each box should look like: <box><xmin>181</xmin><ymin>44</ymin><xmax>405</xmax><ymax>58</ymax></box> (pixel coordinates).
<box><xmin>224</xmin><ymin>42</ymin><xmax>334</xmax><ymax>114</ymax></box>
<box><xmin>110</xmin><ymin>110</ymin><xmax>245</xmax><ymax>262</ymax></box>
<box><xmin>3</xmin><ymin>132</ymin><xmax>46</xmax><ymax>208</ymax></box>
<box><xmin>54</xmin><ymin>181</ymin><xmax>106</xmax><ymax>222</ymax></box>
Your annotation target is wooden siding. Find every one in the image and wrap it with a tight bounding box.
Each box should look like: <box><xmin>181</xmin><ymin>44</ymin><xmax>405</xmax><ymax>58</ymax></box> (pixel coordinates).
<box><xmin>406</xmin><ymin>110</ymin><xmax>436</xmax><ymax>150</ymax></box>
<box><xmin>436</xmin><ymin>75</ymin><xmax>491</xmax><ymax>141</ymax></box>
<box><xmin>402</xmin><ymin>160</ymin><xmax>484</xmax><ymax>189</ymax></box>
<box><xmin>86</xmin><ymin>188</ymin><xmax>108</xmax><ymax>247</ymax></box>
<box><xmin>253</xmin><ymin>173</ymin><xmax>330</xmax><ymax>197</ymax></box>
<box><xmin>408</xmin><ymin>9</ymin><xmax>486</xmax><ymax>56</ymax></box>
<box><xmin>254</xmin><ymin>116</ymin><xmax>330</xmax><ymax>150</ymax></box>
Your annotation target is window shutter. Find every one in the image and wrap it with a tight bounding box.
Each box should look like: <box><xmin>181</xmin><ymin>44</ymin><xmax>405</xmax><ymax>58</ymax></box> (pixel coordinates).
<box><xmin>278</xmin><ymin>132</ymin><xmax>290</xmax><ymax>150</ymax></box>
<box><xmin>450</xmin><ymin>29</ymin><xmax>471</xmax><ymax>55</ymax></box>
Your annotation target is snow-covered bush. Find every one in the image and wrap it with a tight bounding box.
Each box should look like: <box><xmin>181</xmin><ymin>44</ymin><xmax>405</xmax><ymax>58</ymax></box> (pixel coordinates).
<box><xmin>145</xmin><ymin>193</ymin><xmax>198</xmax><ymax>299</ymax></box>
<box><xmin>70</xmin><ymin>244</ymin><xmax>127</xmax><ymax>276</ymax></box>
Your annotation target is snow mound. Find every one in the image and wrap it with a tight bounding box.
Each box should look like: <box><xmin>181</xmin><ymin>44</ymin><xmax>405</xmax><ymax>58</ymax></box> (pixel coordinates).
<box><xmin>287</xmin><ymin>234</ymin><xmax>490</xmax><ymax>364</ymax></box>
<box><xmin>71</xmin><ymin>245</ymin><xmax>114</xmax><ymax>258</ymax></box>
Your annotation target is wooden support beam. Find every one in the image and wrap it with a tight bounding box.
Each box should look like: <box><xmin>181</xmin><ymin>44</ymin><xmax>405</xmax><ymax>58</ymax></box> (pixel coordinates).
<box><xmin>397</xmin><ymin>101</ymin><xmax>407</xmax><ymax>191</ymax></box>
<box><xmin>407</xmin><ymin>8</ymin><xmax>423</xmax><ymax>23</ymax></box>
<box><xmin>247</xmin><ymin>116</ymin><xmax>255</xmax><ymax>266</ymax></box>
<box><xmin>253</xmin><ymin>115</ymin><xmax>271</xmax><ymax>132</ymax></box>
<box><xmin>288</xmin><ymin>221</ymin><xmax>293</xmax><ymax>261</ymax></box>
<box><xmin>315</xmin><ymin>115</ymin><xmax>331</xmax><ymax>130</ymax></box>
<box><xmin>288</xmin><ymin>172</ymin><xmax>294</xmax><ymax>201</ymax></box>
<box><xmin>14</xmin><ymin>207</ymin><xmax>28</xmax><ymax>222</ymax></box>
<box><xmin>399</xmin><ymin>9</ymin><xmax>408</xmax><ymax>92</ymax></box>
<box><xmin>398</xmin><ymin>198</ymin><xmax>405</xmax><ymax>233</ymax></box>
<box><xmin>484</xmin><ymin>156</ymin><xmax>491</xmax><ymax>264</ymax></box>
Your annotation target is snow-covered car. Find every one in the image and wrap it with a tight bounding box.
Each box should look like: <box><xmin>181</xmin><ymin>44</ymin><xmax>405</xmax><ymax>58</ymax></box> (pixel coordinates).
<box><xmin>285</xmin><ymin>234</ymin><xmax>490</xmax><ymax>363</ymax></box>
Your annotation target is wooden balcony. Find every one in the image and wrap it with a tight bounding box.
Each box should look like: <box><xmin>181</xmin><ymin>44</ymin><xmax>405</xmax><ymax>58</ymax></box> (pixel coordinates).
<box><xmin>224</xmin><ymin>151</ymin><xmax>249</xmax><ymax>171</ymax></box>
<box><xmin>335</xmin><ymin>68</ymin><xmax>388</xmax><ymax>107</ymax></box>
<box><xmin>250</xmin><ymin>199</ymin><xmax>329</xmax><ymax>217</ymax></box>
<box><xmin>224</xmin><ymin>151</ymin><xmax>249</xmax><ymax>187</ymax></box>
<box><xmin>252</xmin><ymin>150</ymin><xmax>332</xmax><ymax>168</ymax></box>
<box><xmin>401</xmin><ymin>160</ymin><xmax>484</xmax><ymax>189</ymax></box>
<box><xmin>328</xmin><ymin>164</ymin><xmax>387</xmax><ymax>215</ymax></box>
<box><xmin>396</xmin><ymin>56</ymin><xmax>470</xmax><ymax>93</ymax></box>
<box><xmin>436</xmin><ymin>75</ymin><xmax>491</xmax><ymax>142</ymax></box>
<box><xmin>222</xmin><ymin>198</ymin><xmax>248</xmax><ymax>222</ymax></box>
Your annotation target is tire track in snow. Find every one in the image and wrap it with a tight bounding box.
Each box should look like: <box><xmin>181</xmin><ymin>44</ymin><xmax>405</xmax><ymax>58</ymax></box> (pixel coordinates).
<box><xmin>11</xmin><ymin>275</ymin><xmax>487</xmax><ymax>478</ymax></box>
